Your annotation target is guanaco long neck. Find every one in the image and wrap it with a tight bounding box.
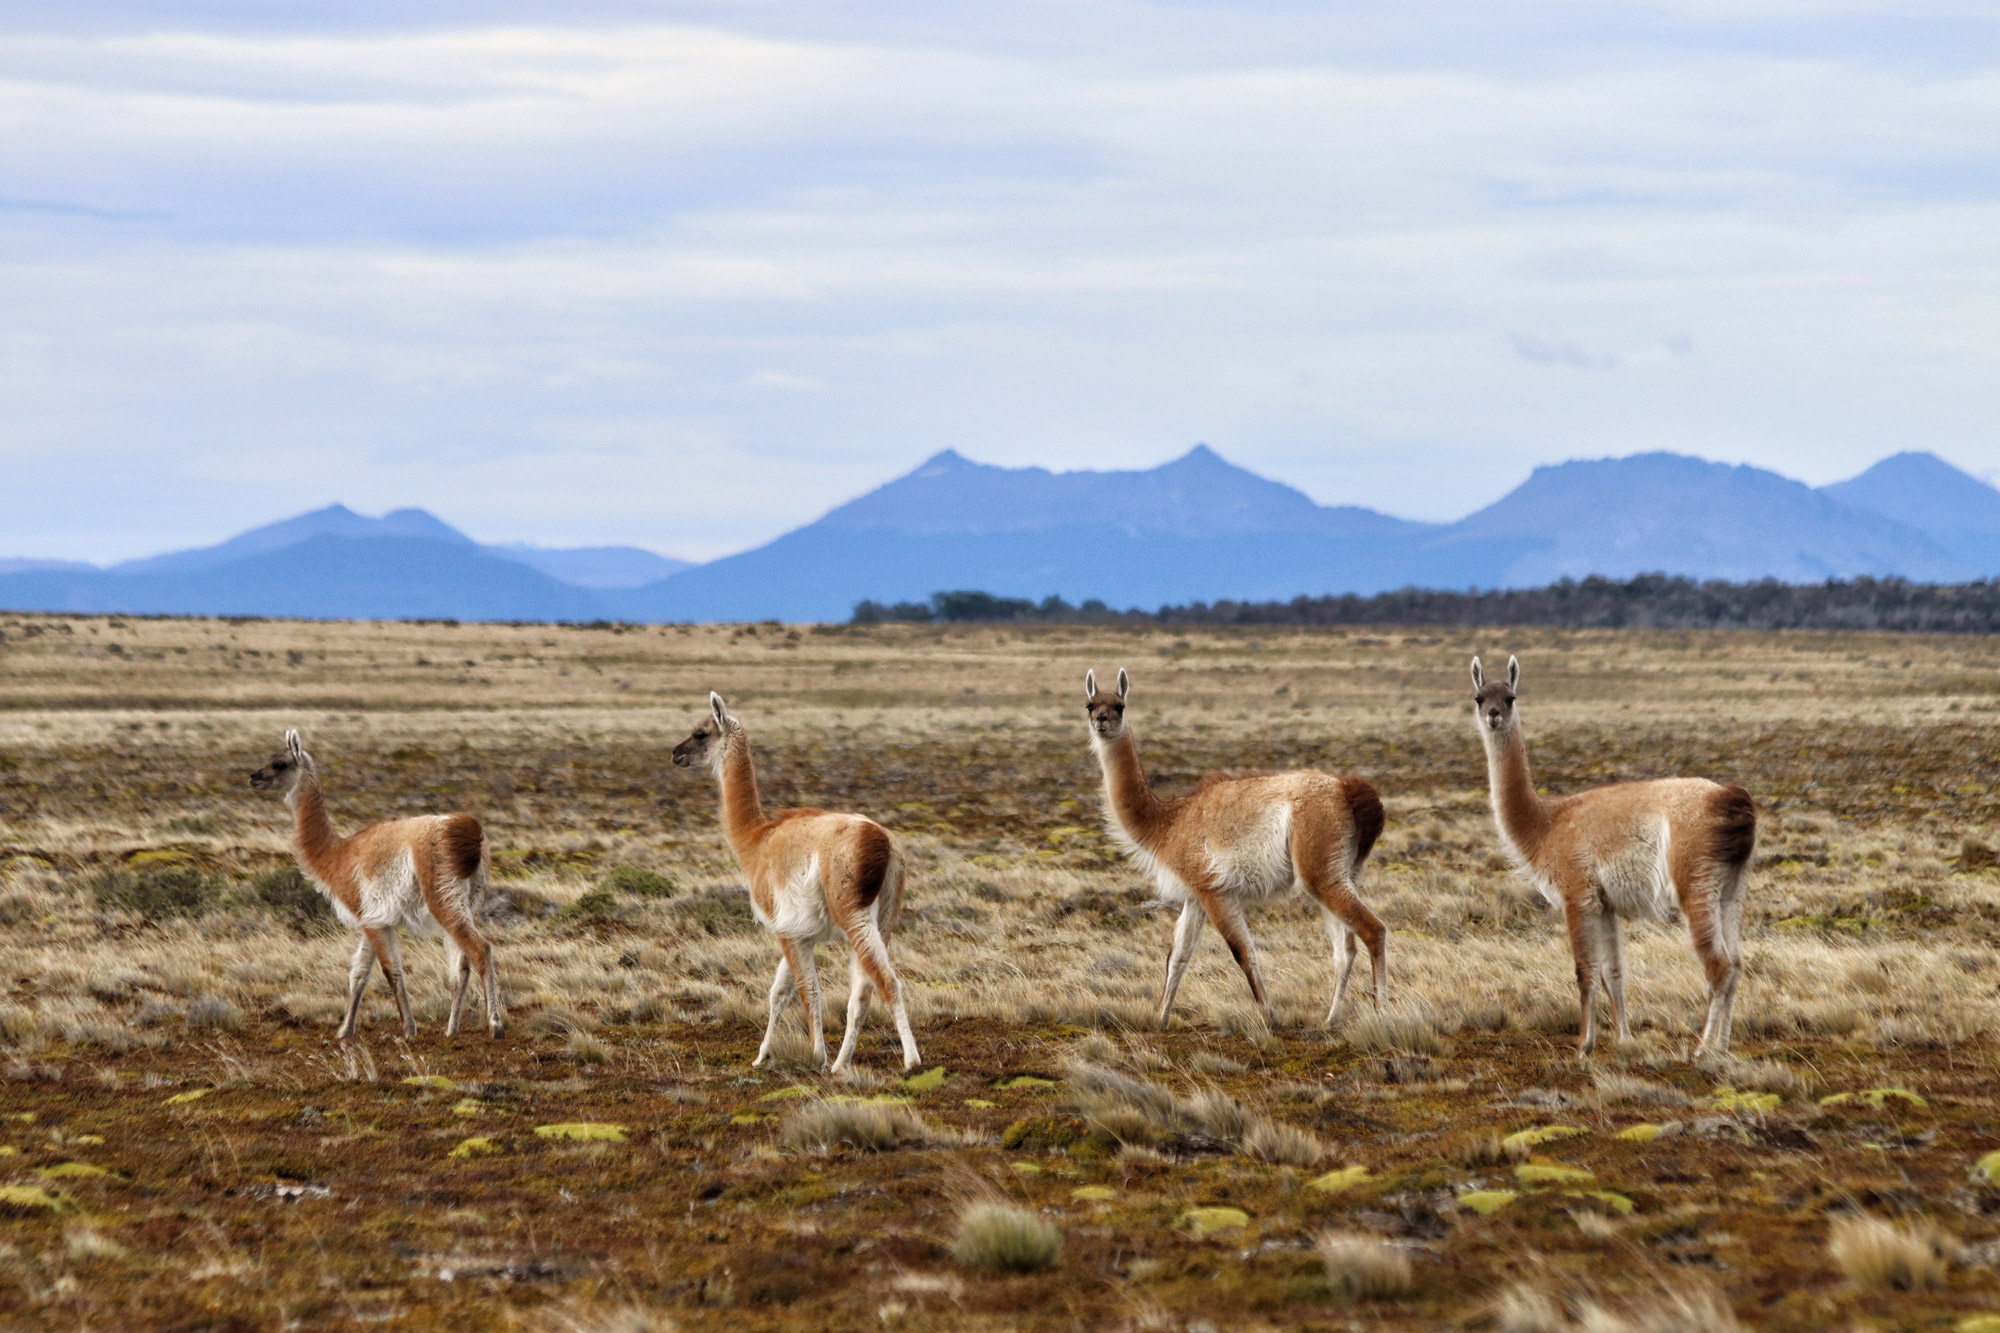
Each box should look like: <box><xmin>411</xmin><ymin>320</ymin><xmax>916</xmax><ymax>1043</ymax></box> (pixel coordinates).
<box><xmin>1482</xmin><ymin>721</ymin><xmax>1552</xmax><ymax>861</ymax></box>
<box><xmin>286</xmin><ymin>766</ymin><xmax>342</xmax><ymax>879</ymax></box>
<box><xmin>716</xmin><ymin>728</ymin><xmax>771</xmax><ymax>853</ymax></box>
<box><xmin>1092</xmin><ymin>730</ymin><xmax>1171</xmax><ymax>850</ymax></box>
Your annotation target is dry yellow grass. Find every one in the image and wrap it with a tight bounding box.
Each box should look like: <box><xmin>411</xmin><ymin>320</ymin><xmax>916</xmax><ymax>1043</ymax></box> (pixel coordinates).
<box><xmin>5</xmin><ymin>614</ymin><xmax>2000</xmax><ymax>1327</ymax></box>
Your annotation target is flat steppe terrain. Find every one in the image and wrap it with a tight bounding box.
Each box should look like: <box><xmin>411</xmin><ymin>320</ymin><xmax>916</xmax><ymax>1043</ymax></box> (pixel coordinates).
<box><xmin>5</xmin><ymin>614</ymin><xmax>2000</xmax><ymax>1329</ymax></box>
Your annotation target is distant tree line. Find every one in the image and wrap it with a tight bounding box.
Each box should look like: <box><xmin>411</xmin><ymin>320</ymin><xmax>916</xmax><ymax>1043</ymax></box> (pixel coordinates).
<box><xmin>852</xmin><ymin>576</ymin><xmax>2000</xmax><ymax>633</ymax></box>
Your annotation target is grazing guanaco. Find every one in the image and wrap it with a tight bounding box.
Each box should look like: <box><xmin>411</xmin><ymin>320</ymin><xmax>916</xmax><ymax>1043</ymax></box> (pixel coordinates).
<box><xmin>1471</xmin><ymin>655</ymin><xmax>1753</xmax><ymax>1057</ymax></box>
<box><xmin>1082</xmin><ymin>668</ymin><xmax>1388</xmax><ymax>1028</ymax></box>
<box><xmin>249</xmin><ymin>729</ymin><xmax>501</xmax><ymax>1039</ymax></box>
<box><xmin>672</xmin><ymin>693</ymin><xmax>919</xmax><ymax>1072</ymax></box>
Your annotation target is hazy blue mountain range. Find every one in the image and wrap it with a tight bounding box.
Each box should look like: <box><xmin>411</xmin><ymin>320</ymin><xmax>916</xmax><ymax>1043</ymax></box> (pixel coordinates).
<box><xmin>2</xmin><ymin>449</ymin><xmax>1997</xmax><ymax>622</ymax></box>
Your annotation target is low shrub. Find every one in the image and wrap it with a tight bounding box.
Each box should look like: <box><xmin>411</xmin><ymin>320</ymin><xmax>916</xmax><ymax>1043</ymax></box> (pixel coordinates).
<box><xmin>89</xmin><ymin>866</ymin><xmax>218</xmax><ymax>920</ymax></box>
<box><xmin>251</xmin><ymin>866</ymin><xmax>334</xmax><ymax>931</ymax></box>
<box><xmin>561</xmin><ymin>887</ymin><xmax>621</xmax><ymax>922</ymax></box>
<box><xmin>602</xmin><ymin>866</ymin><xmax>676</xmax><ymax>900</ymax></box>
<box><xmin>674</xmin><ymin>890</ymin><xmax>757</xmax><ymax>935</ymax></box>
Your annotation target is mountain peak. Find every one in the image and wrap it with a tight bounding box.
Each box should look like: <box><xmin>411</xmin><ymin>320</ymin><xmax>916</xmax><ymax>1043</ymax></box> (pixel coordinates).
<box><xmin>1822</xmin><ymin>451</ymin><xmax>2000</xmax><ymax>558</ymax></box>
<box><xmin>913</xmin><ymin>449</ymin><xmax>978</xmax><ymax>477</ymax></box>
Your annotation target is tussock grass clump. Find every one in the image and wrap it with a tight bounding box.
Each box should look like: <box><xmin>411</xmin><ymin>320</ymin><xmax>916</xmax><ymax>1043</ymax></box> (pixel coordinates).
<box><xmin>566</xmin><ymin>1030</ymin><xmax>611</xmax><ymax>1063</ymax></box>
<box><xmin>1242</xmin><ymin>1116</ymin><xmax>1327</xmax><ymax>1167</ymax></box>
<box><xmin>186</xmin><ymin>996</ymin><xmax>243</xmax><ymax>1031</ymax></box>
<box><xmin>1345</xmin><ymin>1008</ymin><xmax>1443</xmax><ymax>1057</ymax></box>
<box><xmin>1495</xmin><ymin>1280</ymin><xmax>1742</xmax><ymax>1332</ymax></box>
<box><xmin>0</xmin><ymin>1005</ymin><xmax>40</xmax><ymax>1047</ymax></box>
<box><xmin>1828</xmin><ymin>1213</ymin><xmax>1957</xmax><ymax>1290</ymax></box>
<box><xmin>1593</xmin><ymin>1071</ymin><xmax>1690</xmax><ymax>1107</ymax></box>
<box><xmin>1317</xmin><ymin>1232</ymin><xmax>1413</xmax><ymax>1301</ymax></box>
<box><xmin>780</xmin><ymin>1101</ymin><xmax>934</xmax><ymax>1153</ymax></box>
<box><xmin>1700</xmin><ymin>1054</ymin><xmax>1806</xmax><ymax>1097</ymax></box>
<box><xmin>1065</xmin><ymin>1061</ymin><xmax>1324</xmax><ymax>1163</ymax></box>
<box><xmin>951</xmin><ymin>1201</ymin><xmax>1061</xmax><ymax>1273</ymax></box>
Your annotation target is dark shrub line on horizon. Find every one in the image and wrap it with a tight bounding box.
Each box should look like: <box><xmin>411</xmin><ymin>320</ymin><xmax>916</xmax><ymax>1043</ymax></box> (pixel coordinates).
<box><xmin>852</xmin><ymin>575</ymin><xmax>2000</xmax><ymax>633</ymax></box>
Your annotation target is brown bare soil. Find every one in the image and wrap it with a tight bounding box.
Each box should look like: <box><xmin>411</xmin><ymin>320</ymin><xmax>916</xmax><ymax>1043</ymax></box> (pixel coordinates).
<box><xmin>5</xmin><ymin>613</ymin><xmax>2000</xmax><ymax>1329</ymax></box>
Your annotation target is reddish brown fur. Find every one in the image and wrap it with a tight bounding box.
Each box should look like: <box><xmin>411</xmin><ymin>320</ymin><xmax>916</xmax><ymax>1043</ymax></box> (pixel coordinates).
<box><xmin>1084</xmin><ymin>668</ymin><xmax>1389</xmax><ymax>1026</ymax></box>
<box><xmin>251</xmin><ymin>734</ymin><xmax>501</xmax><ymax>1039</ymax></box>
<box><xmin>1473</xmin><ymin>654</ymin><xmax>1750</xmax><ymax>1056</ymax></box>
<box><xmin>674</xmin><ymin>696</ymin><xmax>920</xmax><ymax>1070</ymax></box>
<box><xmin>1342</xmin><ymin>777</ymin><xmax>1385</xmax><ymax>866</ymax></box>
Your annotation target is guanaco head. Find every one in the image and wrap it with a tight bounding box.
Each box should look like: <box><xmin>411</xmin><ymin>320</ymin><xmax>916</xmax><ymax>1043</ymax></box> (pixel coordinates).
<box><xmin>1470</xmin><ymin>655</ymin><xmax>1521</xmax><ymax>735</ymax></box>
<box><xmin>1083</xmin><ymin>668</ymin><xmax>1130</xmax><ymax>741</ymax></box>
<box><xmin>672</xmin><ymin>692</ymin><xmax>735</xmax><ymax>773</ymax></box>
<box><xmin>249</xmin><ymin>728</ymin><xmax>311</xmax><ymax>792</ymax></box>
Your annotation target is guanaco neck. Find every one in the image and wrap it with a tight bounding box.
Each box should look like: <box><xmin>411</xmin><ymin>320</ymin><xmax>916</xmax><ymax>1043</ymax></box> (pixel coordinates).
<box><xmin>286</xmin><ymin>764</ymin><xmax>342</xmax><ymax>879</ymax></box>
<box><xmin>1091</xmin><ymin>728</ymin><xmax>1171</xmax><ymax>849</ymax></box>
<box><xmin>1481</xmin><ymin>719</ymin><xmax>1552</xmax><ymax>862</ymax></box>
<box><xmin>714</xmin><ymin>727</ymin><xmax>772</xmax><ymax>854</ymax></box>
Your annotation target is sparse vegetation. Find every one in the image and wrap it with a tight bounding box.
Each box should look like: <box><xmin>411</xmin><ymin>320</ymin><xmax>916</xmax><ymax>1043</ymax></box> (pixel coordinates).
<box><xmin>2</xmin><ymin>614</ymin><xmax>2000</xmax><ymax>1327</ymax></box>
<box><xmin>87</xmin><ymin>864</ymin><xmax>217</xmax><ymax>920</ymax></box>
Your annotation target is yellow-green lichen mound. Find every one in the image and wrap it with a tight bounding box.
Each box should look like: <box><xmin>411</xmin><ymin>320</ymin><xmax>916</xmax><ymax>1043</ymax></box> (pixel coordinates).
<box><xmin>1459</xmin><ymin>1190</ymin><xmax>1518</xmax><ymax>1215</ymax></box>
<box><xmin>0</xmin><ymin>1185</ymin><xmax>68</xmax><ymax>1215</ymax></box>
<box><xmin>533</xmin><ymin>1122</ymin><xmax>627</xmax><ymax>1142</ymax></box>
<box><xmin>1180</xmin><ymin>1206</ymin><xmax>1250</xmax><ymax>1238</ymax></box>
<box><xmin>952</xmin><ymin>1201</ymin><xmax>1061</xmax><ymax>1273</ymax></box>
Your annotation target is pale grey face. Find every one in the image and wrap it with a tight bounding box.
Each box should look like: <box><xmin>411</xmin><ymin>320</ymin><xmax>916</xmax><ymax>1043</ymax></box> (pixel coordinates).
<box><xmin>672</xmin><ymin>718</ymin><xmax>717</xmax><ymax>769</ymax></box>
<box><xmin>248</xmin><ymin>750</ymin><xmax>298</xmax><ymax>791</ymax></box>
<box><xmin>1471</xmin><ymin>656</ymin><xmax>1520</xmax><ymax>733</ymax></box>
<box><xmin>1083</xmin><ymin>667</ymin><xmax>1130</xmax><ymax>739</ymax></box>
<box><xmin>1473</xmin><ymin>681</ymin><xmax>1516</xmax><ymax>732</ymax></box>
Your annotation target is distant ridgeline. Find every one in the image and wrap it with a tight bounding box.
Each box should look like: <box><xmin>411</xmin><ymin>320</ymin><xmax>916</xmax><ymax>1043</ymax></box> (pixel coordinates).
<box><xmin>854</xmin><ymin>577</ymin><xmax>2000</xmax><ymax>634</ymax></box>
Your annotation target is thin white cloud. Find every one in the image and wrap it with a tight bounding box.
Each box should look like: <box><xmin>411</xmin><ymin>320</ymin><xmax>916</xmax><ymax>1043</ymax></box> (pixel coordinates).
<box><xmin>0</xmin><ymin>5</ymin><xmax>1994</xmax><ymax>561</ymax></box>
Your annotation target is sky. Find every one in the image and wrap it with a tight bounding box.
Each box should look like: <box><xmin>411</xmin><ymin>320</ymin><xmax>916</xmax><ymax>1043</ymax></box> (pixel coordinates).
<box><xmin>2</xmin><ymin>2</ymin><xmax>1997</xmax><ymax>563</ymax></box>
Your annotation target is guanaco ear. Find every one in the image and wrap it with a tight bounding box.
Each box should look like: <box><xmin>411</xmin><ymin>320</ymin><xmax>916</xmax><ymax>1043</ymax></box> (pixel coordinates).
<box><xmin>1115</xmin><ymin>667</ymin><xmax>1129</xmax><ymax>700</ymax></box>
<box><xmin>1085</xmin><ymin>669</ymin><xmax>1097</xmax><ymax>700</ymax></box>
<box><xmin>709</xmin><ymin>691</ymin><xmax>729</xmax><ymax>728</ymax></box>
<box><xmin>1470</xmin><ymin>657</ymin><xmax>1484</xmax><ymax>692</ymax></box>
<box><xmin>284</xmin><ymin>729</ymin><xmax>303</xmax><ymax>761</ymax></box>
<box><xmin>1506</xmin><ymin>655</ymin><xmax>1521</xmax><ymax>691</ymax></box>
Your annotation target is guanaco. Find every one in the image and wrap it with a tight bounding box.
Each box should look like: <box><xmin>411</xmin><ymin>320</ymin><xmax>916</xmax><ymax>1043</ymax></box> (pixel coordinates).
<box><xmin>672</xmin><ymin>693</ymin><xmax>919</xmax><ymax>1072</ymax></box>
<box><xmin>1471</xmin><ymin>655</ymin><xmax>1752</xmax><ymax>1057</ymax></box>
<box><xmin>249</xmin><ymin>729</ymin><xmax>501</xmax><ymax>1039</ymax></box>
<box><xmin>1083</xmin><ymin>668</ymin><xmax>1387</xmax><ymax>1028</ymax></box>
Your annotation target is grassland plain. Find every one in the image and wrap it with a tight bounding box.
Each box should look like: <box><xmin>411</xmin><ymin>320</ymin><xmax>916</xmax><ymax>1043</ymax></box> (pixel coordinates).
<box><xmin>5</xmin><ymin>614</ymin><xmax>2000</xmax><ymax>1329</ymax></box>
